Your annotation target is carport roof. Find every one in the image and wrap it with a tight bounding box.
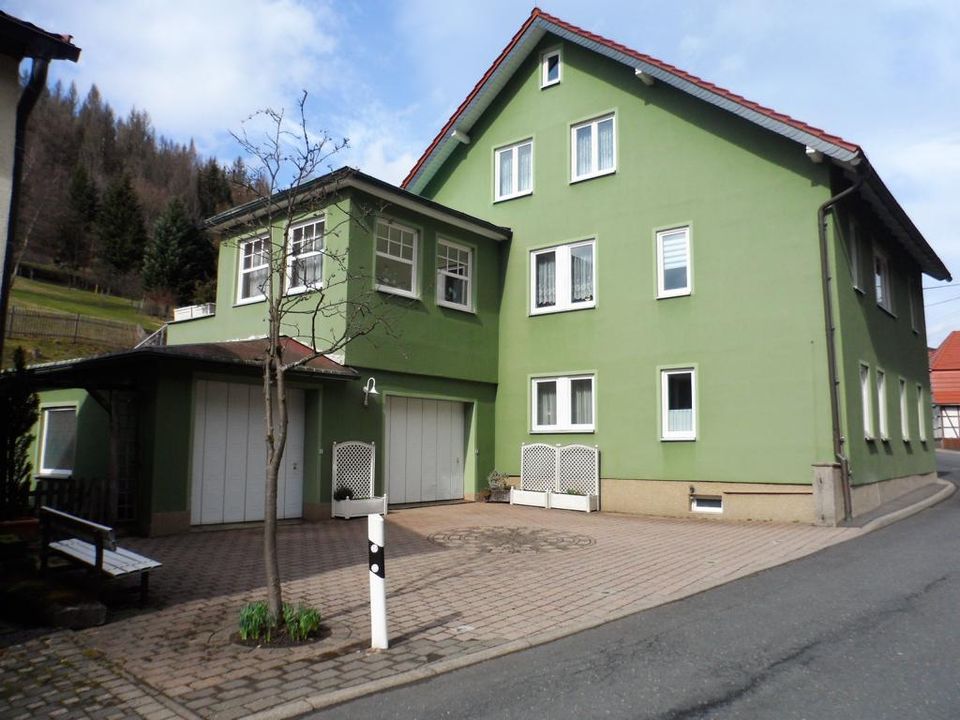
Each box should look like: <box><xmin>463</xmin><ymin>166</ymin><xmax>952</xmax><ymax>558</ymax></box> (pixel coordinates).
<box><xmin>20</xmin><ymin>337</ymin><xmax>359</xmax><ymax>388</ymax></box>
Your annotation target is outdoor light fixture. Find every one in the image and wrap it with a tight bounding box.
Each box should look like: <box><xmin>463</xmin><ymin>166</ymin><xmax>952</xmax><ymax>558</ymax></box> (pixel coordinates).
<box><xmin>363</xmin><ymin>377</ymin><xmax>379</xmax><ymax>407</ymax></box>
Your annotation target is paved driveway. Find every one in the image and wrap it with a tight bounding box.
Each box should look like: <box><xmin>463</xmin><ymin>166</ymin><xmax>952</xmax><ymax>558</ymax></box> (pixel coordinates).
<box><xmin>2</xmin><ymin>503</ymin><xmax>860</xmax><ymax>719</ymax></box>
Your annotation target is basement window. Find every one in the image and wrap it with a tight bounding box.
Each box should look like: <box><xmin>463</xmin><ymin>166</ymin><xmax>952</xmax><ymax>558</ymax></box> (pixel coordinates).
<box><xmin>690</xmin><ymin>495</ymin><xmax>723</xmax><ymax>513</ymax></box>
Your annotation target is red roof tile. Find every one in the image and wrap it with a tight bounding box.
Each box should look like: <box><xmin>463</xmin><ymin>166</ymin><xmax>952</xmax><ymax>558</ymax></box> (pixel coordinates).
<box><xmin>930</xmin><ymin>332</ymin><xmax>960</xmax><ymax>404</ymax></box>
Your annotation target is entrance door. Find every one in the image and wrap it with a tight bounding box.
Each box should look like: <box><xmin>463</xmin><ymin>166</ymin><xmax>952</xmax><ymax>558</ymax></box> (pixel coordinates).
<box><xmin>190</xmin><ymin>380</ymin><xmax>304</xmax><ymax>525</ymax></box>
<box><xmin>386</xmin><ymin>396</ymin><xmax>466</xmax><ymax>504</ymax></box>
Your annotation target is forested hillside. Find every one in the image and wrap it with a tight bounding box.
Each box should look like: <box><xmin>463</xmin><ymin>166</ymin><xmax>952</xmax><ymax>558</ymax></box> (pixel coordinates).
<box><xmin>15</xmin><ymin>79</ymin><xmax>258</xmax><ymax>309</ymax></box>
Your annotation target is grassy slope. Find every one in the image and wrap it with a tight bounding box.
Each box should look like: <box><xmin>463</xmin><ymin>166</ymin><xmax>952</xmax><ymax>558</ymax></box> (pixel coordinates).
<box><xmin>3</xmin><ymin>278</ymin><xmax>165</xmax><ymax>368</ymax></box>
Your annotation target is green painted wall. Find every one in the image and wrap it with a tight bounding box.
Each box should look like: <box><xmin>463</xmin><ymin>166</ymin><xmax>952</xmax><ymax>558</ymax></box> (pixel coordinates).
<box><xmin>142</xmin><ymin>367</ymin><xmax>194</xmax><ymax>515</ymax></box>
<box><xmin>830</xmin><ymin>203</ymin><xmax>936</xmax><ymax>485</ymax></box>
<box><xmin>32</xmin><ymin>389</ymin><xmax>109</xmax><ymax>482</ymax></box>
<box><xmin>423</xmin><ymin>36</ymin><xmax>836</xmax><ymax>485</ymax></box>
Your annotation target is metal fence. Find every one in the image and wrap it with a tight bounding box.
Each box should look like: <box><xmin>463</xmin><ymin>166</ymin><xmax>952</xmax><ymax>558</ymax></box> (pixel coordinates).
<box><xmin>6</xmin><ymin>306</ymin><xmax>145</xmax><ymax>347</ymax></box>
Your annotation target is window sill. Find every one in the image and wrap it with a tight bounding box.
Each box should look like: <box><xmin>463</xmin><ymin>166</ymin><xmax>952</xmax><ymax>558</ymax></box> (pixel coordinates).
<box><xmin>494</xmin><ymin>189</ymin><xmax>533</xmax><ymax>204</ymax></box>
<box><xmin>376</xmin><ymin>285</ymin><xmax>420</xmax><ymax>301</ymax></box>
<box><xmin>37</xmin><ymin>471</ymin><xmax>72</xmax><ymax>479</ymax></box>
<box><xmin>570</xmin><ymin>168</ymin><xmax>616</xmax><ymax>185</ymax></box>
<box><xmin>530</xmin><ymin>302</ymin><xmax>596</xmax><ymax>316</ymax></box>
<box><xmin>661</xmin><ymin>436</ymin><xmax>696</xmax><ymax>442</ymax></box>
<box><xmin>437</xmin><ymin>299</ymin><xmax>475</xmax><ymax>314</ymax></box>
<box><xmin>657</xmin><ymin>289</ymin><xmax>691</xmax><ymax>300</ymax></box>
<box><xmin>234</xmin><ymin>296</ymin><xmax>266</xmax><ymax>307</ymax></box>
<box><xmin>854</xmin><ymin>285</ymin><xmax>865</xmax><ymax>295</ymax></box>
<box><xmin>531</xmin><ymin>428</ymin><xmax>595</xmax><ymax>434</ymax></box>
<box><xmin>865</xmin><ymin>435</ymin><xmax>875</xmax><ymax>442</ymax></box>
<box><xmin>285</xmin><ymin>285</ymin><xmax>324</xmax><ymax>297</ymax></box>
<box><xmin>877</xmin><ymin>303</ymin><xmax>897</xmax><ymax>318</ymax></box>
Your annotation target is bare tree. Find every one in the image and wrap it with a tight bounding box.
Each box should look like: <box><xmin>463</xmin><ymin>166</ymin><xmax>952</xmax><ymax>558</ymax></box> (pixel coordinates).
<box><xmin>229</xmin><ymin>92</ymin><xmax>389</xmax><ymax>620</ymax></box>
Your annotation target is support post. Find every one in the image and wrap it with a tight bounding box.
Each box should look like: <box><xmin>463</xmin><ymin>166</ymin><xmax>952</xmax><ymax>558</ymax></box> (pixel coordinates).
<box><xmin>368</xmin><ymin>514</ymin><xmax>388</xmax><ymax>649</ymax></box>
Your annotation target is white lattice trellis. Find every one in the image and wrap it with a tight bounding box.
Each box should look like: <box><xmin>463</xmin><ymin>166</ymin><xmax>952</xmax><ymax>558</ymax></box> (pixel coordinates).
<box><xmin>520</xmin><ymin>443</ymin><xmax>557</xmax><ymax>492</ymax></box>
<box><xmin>556</xmin><ymin>445</ymin><xmax>599</xmax><ymax>496</ymax></box>
<box><xmin>333</xmin><ymin>441</ymin><xmax>376</xmax><ymax>498</ymax></box>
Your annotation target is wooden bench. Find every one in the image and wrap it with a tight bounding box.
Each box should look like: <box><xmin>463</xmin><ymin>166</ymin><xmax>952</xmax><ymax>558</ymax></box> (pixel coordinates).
<box><xmin>40</xmin><ymin>506</ymin><xmax>161</xmax><ymax>603</ymax></box>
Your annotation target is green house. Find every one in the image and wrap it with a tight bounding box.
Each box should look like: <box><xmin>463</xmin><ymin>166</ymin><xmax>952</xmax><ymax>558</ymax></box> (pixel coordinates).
<box><xmin>29</xmin><ymin>9</ymin><xmax>949</xmax><ymax>534</ymax></box>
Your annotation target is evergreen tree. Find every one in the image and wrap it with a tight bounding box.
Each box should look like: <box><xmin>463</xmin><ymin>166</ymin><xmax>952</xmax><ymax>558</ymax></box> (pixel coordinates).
<box><xmin>0</xmin><ymin>348</ymin><xmax>39</xmax><ymax>520</ymax></box>
<box><xmin>98</xmin><ymin>173</ymin><xmax>146</xmax><ymax>272</ymax></box>
<box><xmin>197</xmin><ymin>158</ymin><xmax>233</xmax><ymax>219</ymax></box>
<box><xmin>143</xmin><ymin>197</ymin><xmax>214</xmax><ymax>303</ymax></box>
<box><xmin>57</xmin><ymin>164</ymin><xmax>99</xmax><ymax>269</ymax></box>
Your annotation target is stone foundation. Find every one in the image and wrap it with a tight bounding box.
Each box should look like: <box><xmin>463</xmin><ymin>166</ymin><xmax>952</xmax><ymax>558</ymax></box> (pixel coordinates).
<box><xmin>850</xmin><ymin>471</ymin><xmax>938</xmax><ymax>518</ymax></box>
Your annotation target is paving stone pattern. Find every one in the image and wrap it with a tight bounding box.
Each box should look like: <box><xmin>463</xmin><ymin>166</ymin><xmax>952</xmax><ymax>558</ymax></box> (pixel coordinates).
<box><xmin>0</xmin><ymin>504</ymin><xmax>860</xmax><ymax>718</ymax></box>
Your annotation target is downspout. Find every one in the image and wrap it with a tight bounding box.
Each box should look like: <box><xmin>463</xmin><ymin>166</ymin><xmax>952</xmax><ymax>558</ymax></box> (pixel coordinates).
<box><xmin>0</xmin><ymin>55</ymin><xmax>50</xmax><ymax>359</ymax></box>
<box><xmin>817</xmin><ymin>167</ymin><xmax>865</xmax><ymax>521</ymax></box>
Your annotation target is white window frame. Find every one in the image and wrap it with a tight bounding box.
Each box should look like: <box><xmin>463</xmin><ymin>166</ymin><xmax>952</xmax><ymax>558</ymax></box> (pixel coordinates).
<box><xmin>570</xmin><ymin>113</ymin><xmax>616</xmax><ymax>182</ymax></box>
<box><xmin>285</xmin><ymin>216</ymin><xmax>325</xmax><ymax>295</ymax></box>
<box><xmin>39</xmin><ymin>406</ymin><xmax>77</xmax><ymax>478</ymax></box>
<box><xmin>541</xmin><ymin>47</ymin><xmax>562</xmax><ymax>88</ymax></box>
<box><xmin>849</xmin><ymin>218</ymin><xmax>864</xmax><ymax>292</ymax></box>
<box><xmin>656</xmin><ymin>226</ymin><xmax>692</xmax><ymax>298</ymax></box>
<box><xmin>237</xmin><ymin>235</ymin><xmax>269</xmax><ymax>304</ymax></box>
<box><xmin>531</xmin><ymin>374</ymin><xmax>596</xmax><ymax>433</ymax></box>
<box><xmin>436</xmin><ymin>238</ymin><xmax>474</xmax><ymax>312</ymax></box>
<box><xmin>899</xmin><ymin>377</ymin><xmax>910</xmax><ymax>442</ymax></box>
<box><xmin>374</xmin><ymin>220</ymin><xmax>419</xmax><ymax>299</ymax></box>
<box><xmin>917</xmin><ymin>384</ymin><xmax>927</xmax><ymax>442</ymax></box>
<box><xmin>530</xmin><ymin>239</ymin><xmax>596</xmax><ymax>315</ymax></box>
<box><xmin>661</xmin><ymin>368</ymin><xmax>697</xmax><ymax>441</ymax></box>
<box><xmin>909</xmin><ymin>277</ymin><xmax>921</xmax><ymax>333</ymax></box>
<box><xmin>860</xmin><ymin>364</ymin><xmax>874</xmax><ymax>440</ymax></box>
<box><xmin>874</xmin><ymin>246</ymin><xmax>893</xmax><ymax>314</ymax></box>
<box><xmin>877</xmin><ymin>368</ymin><xmax>888</xmax><ymax>441</ymax></box>
<box><xmin>690</xmin><ymin>495</ymin><xmax>723</xmax><ymax>514</ymax></box>
<box><xmin>494</xmin><ymin>139</ymin><xmax>533</xmax><ymax>202</ymax></box>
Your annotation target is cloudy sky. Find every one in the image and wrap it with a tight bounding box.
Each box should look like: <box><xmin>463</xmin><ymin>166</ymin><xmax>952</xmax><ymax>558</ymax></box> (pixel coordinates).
<box><xmin>7</xmin><ymin>0</ymin><xmax>960</xmax><ymax>343</ymax></box>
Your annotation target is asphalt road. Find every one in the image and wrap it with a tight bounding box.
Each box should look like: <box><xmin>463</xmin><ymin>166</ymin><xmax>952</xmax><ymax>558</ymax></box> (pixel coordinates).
<box><xmin>308</xmin><ymin>453</ymin><xmax>960</xmax><ymax>720</ymax></box>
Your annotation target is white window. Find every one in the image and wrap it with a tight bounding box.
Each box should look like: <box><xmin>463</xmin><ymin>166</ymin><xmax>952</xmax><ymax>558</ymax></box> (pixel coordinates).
<box><xmin>909</xmin><ymin>278</ymin><xmax>921</xmax><ymax>333</ymax></box>
<box><xmin>657</xmin><ymin>227</ymin><xmax>691</xmax><ymax>298</ymax></box>
<box><xmin>541</xmin><ymin>48</ymin><xmax>562</xmax><ymax>88</ymax></box>
<box><xmin>661</xmin><ymin>368</ymin><xmax>696</xmax><ymax>441</ymax></box>
<box><xmin>877</xmin><ymin>368</ymin><xmax>888</xmax><ymax>441</ymax></box>
<box><xmin>532</xmin><ymin>375</ymin><xmax>595</xmax><ymax>433</ymax></box>
<box><xmin>849</xmin><ymin>218</ymin><xmax>863</xmax><ymax>291</ymax></box>
<box><xmin>436</xmin><ymin>240</ymin><xmax>473</xmax><ymax>311</ymax></box>
<box><xmin>571</xmin><ymin>114</ymin><xmax>616</xmax><ymax>182</ymax></box>
<box><xmin>238</xmin><ymin>236</ymin><xmax>269</xmax><ymax>302</ymax></box>
<box><xmin>917</xmin><ymin>384</ymin><xmax>927</xmax><ymax>442</ymax></box>
<box><xmin>286</xmin><ymin>217</ymin><xmax>324</xmax><ymax>294</ymax></box>
<box><xmin>860</xmin><ymin>364</ymin><xmax>874</xmax><ymax>440</ymax></box>
<box><xmin>494</xmin><ymin>140</ymin><xmax>533</xmax><ymax>201</ymax></box>
<box><xmin>375</xmin><ymin>220</ymin><xmax>418</xmax><ymax>297</ymax></box>
<box><xmin>40</xmin><ymin>407</ymin><xmax>77</xmax><ymax>477</ymax></box>
<box><xmin>874</xmin><ymin>246</ymin><xmax>892</xmax><ymax>313</ymax></box>
<box><xmin>530</xmin><ymin>240</ymin><xmax>595</xmax><ymax>314</ymax></box>
<box><xmin>899</xmin><ymin>378</ymin><xmax>910</xmax><ymax>442</ymax></box>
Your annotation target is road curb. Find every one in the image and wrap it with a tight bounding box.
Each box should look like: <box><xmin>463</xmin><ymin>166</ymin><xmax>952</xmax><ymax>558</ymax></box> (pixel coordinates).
<box><xmin>858</xmin><ymin>479</ymin><xmax>955</xmax><ymax>534</ymax></box>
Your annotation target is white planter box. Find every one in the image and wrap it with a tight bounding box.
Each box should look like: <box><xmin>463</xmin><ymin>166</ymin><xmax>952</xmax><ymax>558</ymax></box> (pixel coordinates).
<box><xmin>332</xmin><ymin>496</ymin><xmax>387</xmax><ymax>519</ymax></box>
<box><xmin>510</xmin><ymin>488</ymin><xmax>548</xmax><ymax>508</ymax></box>
<box><xmin>548</xmin><ymin>492</ymin><xmax>599</xmax><ymax>512</ymax></box>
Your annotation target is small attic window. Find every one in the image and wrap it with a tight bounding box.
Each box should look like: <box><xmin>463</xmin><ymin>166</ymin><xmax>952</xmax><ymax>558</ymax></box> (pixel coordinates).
<box><xmin>541</xmin><ymin>48</ymin><xmax>561</xmax><ymax>88</ymax></box>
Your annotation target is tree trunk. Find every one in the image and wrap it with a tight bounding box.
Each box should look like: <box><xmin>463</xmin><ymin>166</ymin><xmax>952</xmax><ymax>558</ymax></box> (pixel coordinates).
<box><xmin>263</xmin><ymin>344</ymin><xmax>289</xmax><ymax>621</ymax></box>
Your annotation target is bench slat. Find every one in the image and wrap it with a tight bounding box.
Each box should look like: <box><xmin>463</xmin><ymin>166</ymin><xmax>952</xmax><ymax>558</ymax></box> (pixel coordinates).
<box><xmin>51</xmin><ymin>539</ymin><xmax>161</xmax><ymax>577</ymax></box>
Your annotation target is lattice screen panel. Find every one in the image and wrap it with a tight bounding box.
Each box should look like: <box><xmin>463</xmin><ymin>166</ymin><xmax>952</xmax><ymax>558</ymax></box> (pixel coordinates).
<box><xmin>520</xmin><ymin>443</ymin><xmax>557</xmax><ymax>492</ymax></box>
<box><xmin>332</xmin><ymin>441</ymin><xmax>376</xmax><ymax>498</ymax></box>
<box><xmin>556</xmin><ymin>445</ymin><xmax>599</xmax><ymax>495</ymax></box>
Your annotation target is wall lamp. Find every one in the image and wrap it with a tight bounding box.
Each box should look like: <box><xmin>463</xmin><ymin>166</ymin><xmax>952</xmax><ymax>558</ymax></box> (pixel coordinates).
<box><xmin>363</xmin><ymin>377</ymin><xmax>379</xmax><ymax>407</ymax></box>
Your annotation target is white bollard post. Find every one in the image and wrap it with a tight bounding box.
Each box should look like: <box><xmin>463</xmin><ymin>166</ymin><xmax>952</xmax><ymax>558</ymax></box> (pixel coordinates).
<box><xmin>368</xmin><ymin>513</ymin><xmax>388</xmax><ymax>650</ymax></box>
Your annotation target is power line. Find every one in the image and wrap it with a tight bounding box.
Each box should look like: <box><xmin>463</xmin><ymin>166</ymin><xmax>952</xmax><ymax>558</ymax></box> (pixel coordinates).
<box><xmin>925</xmin><ymin>293</ymin><xmax>960</xmax><ymax>308</ymax></box>
<box><xmin>923</xmin><ymin>282</ymin><xmax>960</xmax><ymax>290</ymax></box>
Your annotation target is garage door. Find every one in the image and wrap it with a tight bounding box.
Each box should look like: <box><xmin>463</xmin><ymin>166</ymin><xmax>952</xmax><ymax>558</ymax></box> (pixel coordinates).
<box><xmin>190</xmin><ymin>380</ymin><xmax>304</xmax><ymax>525</ymax></box>
<box><xmin>386</xmin><ymin>396</ymin><xmax>466</xmax><ymax>504</ymax></box>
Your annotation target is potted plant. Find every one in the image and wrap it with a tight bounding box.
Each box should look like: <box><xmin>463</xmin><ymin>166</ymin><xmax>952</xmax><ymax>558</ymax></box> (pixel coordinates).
<box><xmin>548</xmin><ymin>486</ymin><xmax>599</xmax><ymax>512</ymax></box>
<box><xmin>331</xmin><ymin>485</ymin><xmax>387</xmax><ymax>519</ymax></box>
<box><xmin>486</xmin><ymin>470</ymin><xmax>511</xmax><ymax>503</ymax></box>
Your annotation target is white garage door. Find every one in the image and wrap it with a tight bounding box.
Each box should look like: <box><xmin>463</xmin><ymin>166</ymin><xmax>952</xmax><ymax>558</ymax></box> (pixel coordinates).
<box><xmin>191</xmin><ymin>380</ymin><xmax>304</xmax><ymax>525</ymax></box>
<box><xmin>386</xmin><ymin>396</ymin><xmax>466</xmax><ymax>504</ymax></box>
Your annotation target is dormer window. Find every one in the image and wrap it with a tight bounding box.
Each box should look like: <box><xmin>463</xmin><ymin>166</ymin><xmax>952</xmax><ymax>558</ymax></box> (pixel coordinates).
<box><xmin>541</xmin><ymin>48</ymin><xmax>562</xmax><ymax>88</ymax></box>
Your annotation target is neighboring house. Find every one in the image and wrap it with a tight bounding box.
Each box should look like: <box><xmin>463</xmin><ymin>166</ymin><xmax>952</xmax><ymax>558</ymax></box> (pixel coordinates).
<box><xmin>0</xmin><ymin>12</ymin><xmax>80</xmax><ymax>350</ymax></box>
<box><xmin>929</xmin><ymin>332</ymin><xmax>960</xmax><ymax>449</ymax></box>
<box><xmin>27</xmin><ymin>9</ymin><xmax>949</xmax><ymax>533</ymax></box>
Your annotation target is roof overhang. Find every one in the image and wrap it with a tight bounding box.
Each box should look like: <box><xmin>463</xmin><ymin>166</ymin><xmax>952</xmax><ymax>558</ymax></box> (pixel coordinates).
<box><xmin>206</xmin><ymin>166</ymin><xmax>511</xmax><ymax>242</ymax></box>
<box><xmin>0</xmin><ymin>11</ymin><xmax>80</xmax><ymax>62</ymax></box>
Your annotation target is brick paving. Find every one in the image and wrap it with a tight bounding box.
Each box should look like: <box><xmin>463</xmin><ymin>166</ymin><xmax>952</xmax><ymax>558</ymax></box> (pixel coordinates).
<box><xmin>0</xmin><ymin>504</ymin><xmax>861</xmax><ymax>719</ymax></box>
